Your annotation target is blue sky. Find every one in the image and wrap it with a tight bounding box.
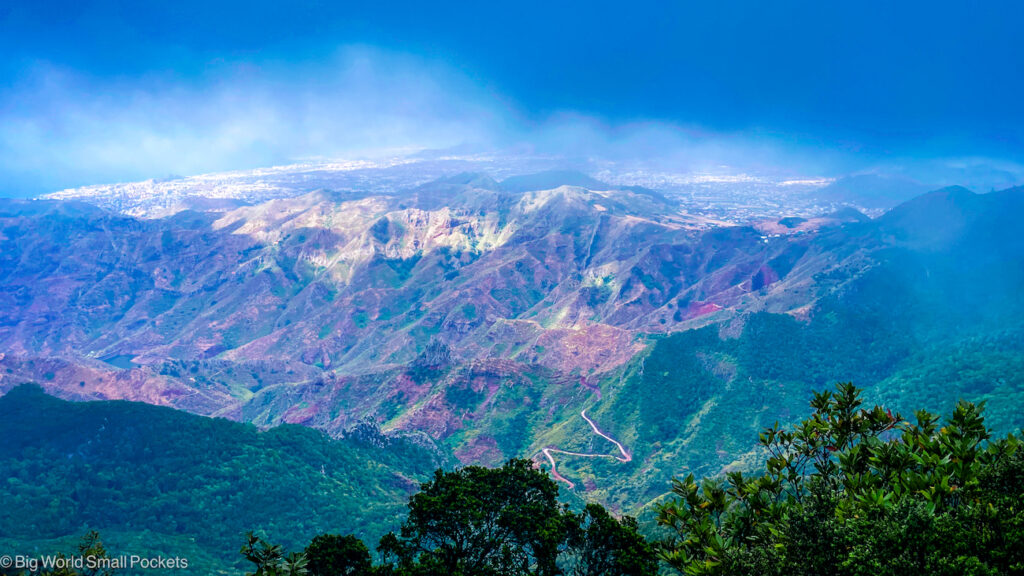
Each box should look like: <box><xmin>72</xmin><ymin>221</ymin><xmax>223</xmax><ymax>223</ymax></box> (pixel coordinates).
<box><xmin>1</xmin><ymin>1</ymin><xmax>1022</xmax><ymax>196</ymax></box>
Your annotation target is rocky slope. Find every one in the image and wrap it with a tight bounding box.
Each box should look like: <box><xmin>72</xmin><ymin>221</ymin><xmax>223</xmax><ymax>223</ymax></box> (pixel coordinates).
<box><xmin>2</xmin><ymin>175</ymin><xmax>844</xmax><ymax>383</ymax></box>
<box><xmin>3</xmin><ymin>176</ymin><xmax>1023</xmax><ymax>514</ymax></box>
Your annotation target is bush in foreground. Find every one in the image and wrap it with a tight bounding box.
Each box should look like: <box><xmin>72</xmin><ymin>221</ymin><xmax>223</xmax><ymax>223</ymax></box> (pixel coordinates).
<box><xmin>657</xmin><ymin>383</ymin><xmax>1024</xmax><ymax>575</ymax></box>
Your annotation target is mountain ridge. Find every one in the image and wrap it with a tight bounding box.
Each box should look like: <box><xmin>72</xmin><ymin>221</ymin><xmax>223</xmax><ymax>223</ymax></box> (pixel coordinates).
<box><xmin>3</xmin><ymin>180</ymin><xmax>1023</xmax><ymax>515</ymax></box>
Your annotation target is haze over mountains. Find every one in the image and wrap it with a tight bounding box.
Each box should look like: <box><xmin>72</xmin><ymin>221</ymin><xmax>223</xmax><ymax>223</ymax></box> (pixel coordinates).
<box><xmin>40</xmin><ymin>156</ymin><xmax>950</xmax><ymax>220</ymax></box>
<box><xmin>3</xmin><ymin>161</ymin><xmax>1023</xmax><ymax>518</ymax></box>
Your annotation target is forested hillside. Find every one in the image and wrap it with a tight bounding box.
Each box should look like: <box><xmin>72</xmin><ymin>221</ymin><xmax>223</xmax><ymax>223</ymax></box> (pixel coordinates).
<box><xmin>0</xmin><ymin>385</ymin><xmax>447</xmax><ymax>574</ymax></box>
<box><xmin>5</xmin><ymin>384</ymin><xmax>1021</xmax><ymax>576</ymax></box>
<box><xmin>520</xmin><ymin>186</ymin><xmax>1024</xmax><ymax>511</ymax></box>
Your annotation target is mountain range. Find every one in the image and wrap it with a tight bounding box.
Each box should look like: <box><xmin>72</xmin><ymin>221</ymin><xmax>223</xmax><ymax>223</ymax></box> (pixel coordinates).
<box><xmin>2</xmin><ymin>169</ymin><xmax>1023</xmax><ymax>517</ymax></box>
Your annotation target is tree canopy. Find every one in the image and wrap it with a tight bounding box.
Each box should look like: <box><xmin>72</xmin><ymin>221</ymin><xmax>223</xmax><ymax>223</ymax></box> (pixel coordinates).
<box><xmin>657</xmin><ymin>382</ymin><xmax>1024</xmax><ymax>575</ymax></box>
<box><xmin>378</xmin><ymin>459</ymin><xmax>656</xmax><ymax>576</ymax></box>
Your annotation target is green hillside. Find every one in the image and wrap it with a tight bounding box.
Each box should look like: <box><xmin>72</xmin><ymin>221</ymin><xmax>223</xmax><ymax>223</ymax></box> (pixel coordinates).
<box><xmin>0</xmin><ymin>385</ymin><xmax>447</xmax><ymax>574</ymax></box>
<box><xmin>551</xmin><ymin>188</ymin><xmax>1024</xmax><ymax>512</ymax></box>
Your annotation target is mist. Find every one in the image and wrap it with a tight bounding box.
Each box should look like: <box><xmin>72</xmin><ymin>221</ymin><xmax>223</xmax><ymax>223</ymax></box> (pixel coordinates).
<box><xmin>0</xmin><ymin>48</ymin><xmax>506</xmax><ymax>195</ymax></box>
<box><xmin>2</xmin><ymin>46</ymin><xmax>1023</xmax><ymax>197</ymax></box>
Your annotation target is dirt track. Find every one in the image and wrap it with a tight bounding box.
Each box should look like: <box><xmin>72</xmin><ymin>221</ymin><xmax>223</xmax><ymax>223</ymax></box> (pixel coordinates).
<box><xmin>538</xmin><ymin>409</ymin><xmax>631</xmax><ymax>490</ymax></box>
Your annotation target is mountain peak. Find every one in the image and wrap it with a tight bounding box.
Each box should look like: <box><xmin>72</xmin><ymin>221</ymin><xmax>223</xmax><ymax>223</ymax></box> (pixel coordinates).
<box><xmin>882</xmin><ymin>185</ymin><xmax>976</xmax><ymax>217</ymax></box>
<box><xmin>498</xmin><ymin>170</ymin><xmax>608</xmax><ymax>193</ymax></box>
<box><xmin>875</xmin><ymin>185</ymin><xmax>982</xmax><ymax>248</ymax></box>
<box><xmin>419</xmin><ymin>172</ymin><xmax>500</xmax><ymax>190</ymax></box>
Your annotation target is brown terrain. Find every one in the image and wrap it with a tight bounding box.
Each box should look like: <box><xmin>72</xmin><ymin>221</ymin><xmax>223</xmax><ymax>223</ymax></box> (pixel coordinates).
<box><xmin>0</xmin><ymin>174</ymin><xmax>923</xmax><ymax>470</ymax></box>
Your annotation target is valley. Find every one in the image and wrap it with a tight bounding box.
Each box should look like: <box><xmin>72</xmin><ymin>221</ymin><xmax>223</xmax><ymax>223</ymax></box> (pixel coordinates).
<box><xmin>2</xmin><ymin>167</ymin><xmax>1023</xmax><ymax>520</ymax></box>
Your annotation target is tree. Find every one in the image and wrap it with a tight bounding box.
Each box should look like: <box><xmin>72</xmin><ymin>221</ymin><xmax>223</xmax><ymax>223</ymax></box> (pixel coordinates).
<box><xmin>305</xmin><ymin>534</ymin><xmax>372</xmax><ymax>576</ymax></box>
<box><xmin>378</xmin><ymin>459</ymin><xmax>567</xmax><ymax>576</ymax></box>
<box><xmin>241</xmin><ymin>532</ymin><xmax>309</xmax><ymax>576</ymax></box>
<box><xmin>656</xmin><ymin>382</ymin><xmax>1024</xmax><ymax>576</ymax></box>
<box><xmin>76</xmin><ymin>531</ymin><xmax>115</xmax><ymax>576</ymax></box>
<box><xmin>562</xmin><ymin>503</ymin><xmax>658</xmax><ymax>576</ymax></box>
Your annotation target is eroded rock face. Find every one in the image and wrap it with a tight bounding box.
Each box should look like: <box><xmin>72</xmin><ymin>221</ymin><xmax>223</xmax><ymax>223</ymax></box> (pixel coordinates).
<box><xmin>1</xmin><ymin>182</ymin><xmax>830</xmax><ymax>375</ymax></box>
<box><xmin>1</xmin><ymin>176</ymin><xmax>956</xmax><ymax>472</ymax></box>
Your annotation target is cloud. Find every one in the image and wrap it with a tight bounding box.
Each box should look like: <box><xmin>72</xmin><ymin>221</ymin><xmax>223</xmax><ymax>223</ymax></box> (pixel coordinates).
<box><xmin>2</xmin><ymin>44</ymin><xmax>1021</xmax><ymax>197</ymax></box>
<box><xmin>0</xmin><ymin>43</ymin><xmax>872</xmax><ymax>197</ymax></box>
<box><xmin>0</xmin><ymin>47</ymin><xmax>508</xmax><ymax>194</ymax></box>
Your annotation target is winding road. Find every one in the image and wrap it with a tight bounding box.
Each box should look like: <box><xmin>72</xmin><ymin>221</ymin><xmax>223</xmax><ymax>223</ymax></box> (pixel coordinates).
<box><xmin>539</xmin><ymin>409</ymin><xmax>631</xmax><ymax>490</ymax></box>
<box><xmin>581</xmin><ymin>409</ymin><xmax>631</xmax><ymax>462</ymax></box>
